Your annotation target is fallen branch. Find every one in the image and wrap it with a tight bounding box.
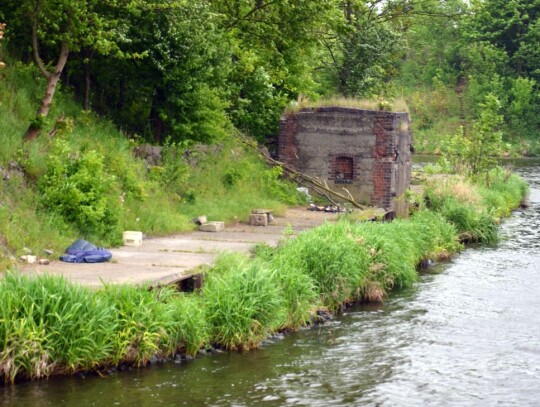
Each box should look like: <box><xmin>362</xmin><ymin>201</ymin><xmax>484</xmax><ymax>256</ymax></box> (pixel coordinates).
<box><xmin>238</xmin><ymin>133</ymin><xmax>368</xmax><ymax>210</ymax></box>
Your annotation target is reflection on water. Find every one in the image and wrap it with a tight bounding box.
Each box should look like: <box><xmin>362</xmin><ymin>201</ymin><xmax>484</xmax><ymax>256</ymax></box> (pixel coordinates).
<box><xmin>3</xmin><ymin>159</ymin><xmax>540</xmax><ymax>406</ymax></box>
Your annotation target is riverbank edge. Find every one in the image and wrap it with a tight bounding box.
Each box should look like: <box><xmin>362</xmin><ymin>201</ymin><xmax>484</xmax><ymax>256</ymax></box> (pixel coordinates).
<box><xmin>0</xmin><ymin>170</ymin><xmax>529</xmax><ymax>384</ymax></box>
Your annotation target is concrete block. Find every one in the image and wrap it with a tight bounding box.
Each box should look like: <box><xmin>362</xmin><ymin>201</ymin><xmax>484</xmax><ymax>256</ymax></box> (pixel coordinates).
<box><xmin>20</xmin><ymin>255</ymin><xmax>37</xmax><ymax>264</ymax></box>
<box><xmin>199</xmin><ymin>221</ymin><xmax>225</xmax><ymax>232</ymax></box>
<box><xmin>250</xmin><ymin>214</ymin><xmax>268</xmax><ymax>226</ymax></box>
<box><xmin>252</xmin><ymin>209</ymin><xmax>272</xmax><ymax>214</ymax></box>
<box><xmin>123</xmin><ymin>231</ymin><xmax>143</xmax><ymax>246</ymax></box>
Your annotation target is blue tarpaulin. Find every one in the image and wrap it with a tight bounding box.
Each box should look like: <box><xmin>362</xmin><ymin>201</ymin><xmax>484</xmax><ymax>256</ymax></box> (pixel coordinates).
<box><xmin>59</xmin><ymin>239</ymin><xmax>112</xmax><ymax>263</ymax></box>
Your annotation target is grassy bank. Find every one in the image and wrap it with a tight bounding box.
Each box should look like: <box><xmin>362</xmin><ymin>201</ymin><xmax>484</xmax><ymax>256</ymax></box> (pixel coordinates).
<box><xmin>0</xmin><ymin>170</ymin><xmax>527</xmax><ymax>383</ymax></box>
<box><xmin>0</xmin><ymin>64</ymin><xmax>300</xmax><ymax>268</ymax></box>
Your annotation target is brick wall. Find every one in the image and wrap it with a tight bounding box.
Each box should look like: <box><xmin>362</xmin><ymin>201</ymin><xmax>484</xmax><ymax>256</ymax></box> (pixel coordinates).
<box><xmin>278</xmin><ymin>107</ymin><xmax>411</xmax><ymax>210</ymax></box>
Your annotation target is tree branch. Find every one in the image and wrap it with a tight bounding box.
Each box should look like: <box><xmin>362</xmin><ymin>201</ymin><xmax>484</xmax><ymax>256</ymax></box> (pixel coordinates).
<box><xmin>31</xmin><ymin>2</ymin><xmax>51</xmax><ymax>79</ymax></box>
<box><xmin>226</xmin><ymin>0</ymin><xmax>279</xmax><ymax>29</ymax></box>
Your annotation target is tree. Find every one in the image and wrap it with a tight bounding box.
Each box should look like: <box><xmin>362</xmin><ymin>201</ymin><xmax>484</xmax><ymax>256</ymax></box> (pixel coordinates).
<box><xmin>471</xmin><ymin>0</ymin><xmax>540</xmax><ymax>77</ymax></box>
<box><xmin>80</xmin><ymin>1</ymin><xmax>232</xmax><ymax>143</ymax></box>
<box><xmin>443</xmin><ymin>93</ymin><xmax>504</xmax><ymax>178</ymax></box>
<box><xmin>210</xmin><ymin>0</ymin><xmax>340</xmax><ymax>138</ymax></box>
<box><xmin>4</xmin><ymin>0</ymin><xmax>140</xmax><ymax>141</ymax></box>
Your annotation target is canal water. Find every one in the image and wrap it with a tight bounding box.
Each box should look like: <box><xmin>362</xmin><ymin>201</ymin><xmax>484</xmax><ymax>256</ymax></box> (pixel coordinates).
<box><xmin>2</xmin><ymin>160</ymin><xmax>539</xmax><ymax>406</ymax></box>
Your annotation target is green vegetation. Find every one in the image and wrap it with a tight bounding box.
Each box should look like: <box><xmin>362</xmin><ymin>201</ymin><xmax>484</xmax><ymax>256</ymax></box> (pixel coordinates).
<box><xmin>0</xmin><ymin>273</ymin><xmax>208</xmax><ymax>383</ymax></box>
<box><xmin>1</xmin><ymin>0</ymin><xmax>538</xmax><ymax>261</ymax></box>
<box><xmin>0</xmin><ymin>168</ymin><xmax>527</xmax><ymax>383</ymax></box>
<box><xmin>283</xmin><ymin>96</ymin><xmax>409</xmax><ymax>115</ymax></box>
<box><xmin>422</xmin><ymin>170</ymin><xmax>528</xmax><ymax>244</ymax></box>
<box><xmin>6</xmin><ymin>0</ymin><xmax>536</xmax><ymax>152</ymax></box>
<box><xmin>0</xmin><ymin>0</ymin><xmax>534</xmax><ymax>385</ymax></box>
<box><xmin>202</xmin><ymin>254</ymin><xmax>286</xmax><ymax>351</ymax></box>
<box><xmin>0</xmin><ymin>63</ymin><xmax>300</xmax><ymax>265</ymax></box>
<box><xmin>398</xmin><ymin>0</ymin><xmax>540</xmax><ymax>156</ymax></box>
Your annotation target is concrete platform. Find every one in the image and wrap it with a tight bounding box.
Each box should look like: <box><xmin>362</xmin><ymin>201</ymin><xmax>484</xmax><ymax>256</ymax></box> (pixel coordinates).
<box><xmin>18</xmin><ymin>208</ymin><xmax>340</xmax><ymax>288</ymax></box>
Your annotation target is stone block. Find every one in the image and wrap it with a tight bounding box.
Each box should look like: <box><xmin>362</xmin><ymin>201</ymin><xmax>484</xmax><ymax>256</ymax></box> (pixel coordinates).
<box><xmin>199</xmin><ymin>221</ymin><xmax>225</xmax><ymax>232</ymax></box>
<box><xmin>250</xmin><ymin>214</ymin><xmax>268</xmax><ymax>226</ymax></box>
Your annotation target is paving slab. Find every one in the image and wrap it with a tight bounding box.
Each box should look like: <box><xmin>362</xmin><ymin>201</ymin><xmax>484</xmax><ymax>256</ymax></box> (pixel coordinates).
<box><xmin>18</xmin><ymin>208</ymin><xmax>340</xmax><ymax>288</ymax></box>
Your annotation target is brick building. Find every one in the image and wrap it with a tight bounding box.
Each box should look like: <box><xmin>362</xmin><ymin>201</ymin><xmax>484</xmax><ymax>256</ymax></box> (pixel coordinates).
<box><xmin>278</xmin><ymin>107</ymin><xmax>412</xmax><ymax>211</ymax></box>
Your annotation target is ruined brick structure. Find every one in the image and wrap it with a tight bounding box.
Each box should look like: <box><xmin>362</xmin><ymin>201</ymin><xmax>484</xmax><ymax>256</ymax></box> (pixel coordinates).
<box><xmin>278</xmin><ymin>107</ymin><xmax>412</xmax><ymax>211</ymax></box>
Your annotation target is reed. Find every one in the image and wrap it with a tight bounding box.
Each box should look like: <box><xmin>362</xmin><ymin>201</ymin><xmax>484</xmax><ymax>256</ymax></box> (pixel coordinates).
<box><xmin>478</xmin><ymin>170</ymin><xmax>529</xmax><ymax>218</ymax></box>
<box><xmin>167</xmin><ymin>293</ymin><xmax>209</xmax><ymax>356</ymax></box>
<box><xmin>424</xmin><ymin>176</ymin><xmax>498</xmax><ymax>243</ymax></box>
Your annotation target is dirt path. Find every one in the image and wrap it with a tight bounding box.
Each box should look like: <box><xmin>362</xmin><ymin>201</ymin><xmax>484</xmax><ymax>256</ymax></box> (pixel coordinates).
<box><xmin>19</xmin><ymin>208</ymin><xmax>340</xmax><ymax>288</ymax></box>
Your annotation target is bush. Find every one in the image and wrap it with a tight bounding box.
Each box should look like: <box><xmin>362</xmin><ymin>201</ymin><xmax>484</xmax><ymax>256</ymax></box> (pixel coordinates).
<box><xmin>37</xmin><ymin>139</ymin><xmax>122</xmax><ymax>242</ymax></box>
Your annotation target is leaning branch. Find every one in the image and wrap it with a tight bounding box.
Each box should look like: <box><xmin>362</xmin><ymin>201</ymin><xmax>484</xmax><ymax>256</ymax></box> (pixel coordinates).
<box><xmin>238</xmin><ymin>133</ymin><xmax>368</xmax><ymax>210</ymax></box>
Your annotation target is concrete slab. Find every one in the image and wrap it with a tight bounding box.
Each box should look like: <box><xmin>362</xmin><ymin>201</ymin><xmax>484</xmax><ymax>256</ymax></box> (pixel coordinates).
<box><xmin>17</xmin><ymin>208</ymin><xmax>340</xmax><ymax>288</ymax></box>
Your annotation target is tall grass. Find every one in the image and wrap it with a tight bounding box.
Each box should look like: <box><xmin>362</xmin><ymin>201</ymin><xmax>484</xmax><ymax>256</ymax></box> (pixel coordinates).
<box><xmin>425</xmin><ymin>176</ymin><xmax>496</xmax><ymax>243</ymax></box>
<box><xmin>266</xmin><ymin>212</ymin><xmax>460</xmax><ymax>306</ymax></box>
<box><xmin>177</xmin><ymin>139</ymin><xmax>297</xmax><ymax>222</ymax></box>
<box><xmin>99</xmin><ymin>285</ymin><xmax>179</xmax><ymax>365</ymax></box>
<box><xmin>0</xmin><ymin>274</ymin><xmax>208</xmax><ymax>384</ymax></box>
<box><xmin>202</xmin><ymin>254</ymin><xmax>285</xmax><ymax>350</ymax></box>
<box><xmin>0</xmin><ymin>272</ymin><xmax>115</xmax><ymax>382</ymax></box>
<box><xmin>0</xmin><ymin>62</ymin><xmax>529</xmax><ymax>384</ymax></box>
<box><xmin>167</xmin><ymin>293</ymin><xmax>209</xmax><ymax>356</ymax></box>
<box><xmin>270</xmin><ymin>223</ymin><xmax>372</xmax><ymax>309</ymax></box>
<box><xmin>283</xmin><ymin>95</ymin><xmax>409</xmax><ymax>114</ymax></box>
<box><xmin>424</xmin><ymin>171</ymin><xmax>528</xmax><ymax>244</ymax></box>
<box><xmin>478</xmin><ymin>170</ymin><xmax>529</xmax><ymax>218</ymax></box>
<box><xmin>0</xmin><ymin>165</ymin><xmax>527</xmax><ymax>382</ymax></box>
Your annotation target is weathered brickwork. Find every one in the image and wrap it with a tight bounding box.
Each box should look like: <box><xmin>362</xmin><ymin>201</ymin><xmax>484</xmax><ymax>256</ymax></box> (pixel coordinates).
<box><xmin>278</xmin><ymin>107</ymin><xmax>412</xmax><ymax>211</ymax></box>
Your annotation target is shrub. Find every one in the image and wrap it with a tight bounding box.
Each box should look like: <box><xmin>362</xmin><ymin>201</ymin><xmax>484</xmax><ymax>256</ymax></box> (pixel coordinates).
<box><xmin>37</xmin><ymin>139</ymin><xmax>122</xmax><ymax>242</ymax></box>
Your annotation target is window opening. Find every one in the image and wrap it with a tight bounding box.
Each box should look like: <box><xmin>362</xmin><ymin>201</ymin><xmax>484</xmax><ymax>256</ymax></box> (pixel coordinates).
<box><xmin>335</xmin><ymin>156</ymin><xmax>353</xmax><ymax>184</ymax></box>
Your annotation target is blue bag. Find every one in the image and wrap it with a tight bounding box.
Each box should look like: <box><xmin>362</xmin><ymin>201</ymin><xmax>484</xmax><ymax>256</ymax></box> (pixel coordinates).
<box><xmin>59</xmin><ymin>239</ymin><xmax>112</xmax><ymax>263</ymax></box>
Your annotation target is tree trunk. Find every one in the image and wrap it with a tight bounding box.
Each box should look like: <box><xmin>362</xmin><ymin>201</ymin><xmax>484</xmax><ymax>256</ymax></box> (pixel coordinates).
<box><xmin>24</xmin><ymin>41</ymin><xmax>69</xmax><ymax>141</ymax></box>
<box><xmin>345</xmin><ymin>0</ymin><xmax>352</xmax><ymax>23</ymax></box>
<box><xmin>150</xmin><ymin>90</ymin><xmax>165</xmax><ymax>143</ymax></box>
<box><xmin>83</xmin><ymin>48</ymin><xmax>91</xmax><ymax>110</ymax></box>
